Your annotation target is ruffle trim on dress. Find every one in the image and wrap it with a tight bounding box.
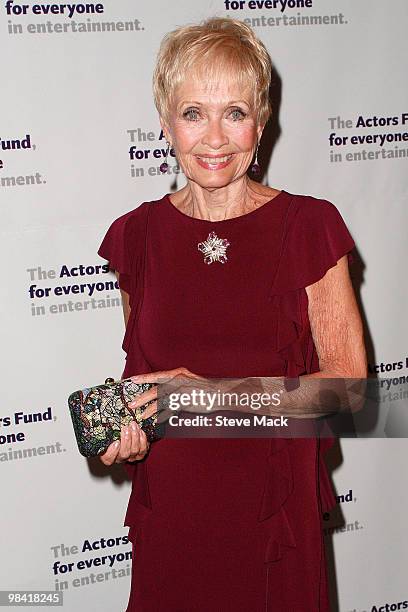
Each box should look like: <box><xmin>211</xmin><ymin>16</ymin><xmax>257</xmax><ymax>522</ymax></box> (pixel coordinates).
<box><xmin>257</xmin><ymin>437</ymin><xmax>337</xmax><ymax>563</ymax></box>
<box><xmin>268</xmin><ymin>256</ymin><xmax>356</xmax><ymax>380</ymax></box>
<box><xmin>258</xmin><ymin>199</ymin><xmax>354</xmax><ymax>562</ymax></box>
<box><xmin>261</xmin><ymin>285</ymin><xmax>339</xmax><ymax>556</ymax></box>
<box><xmin>269</xmin><ymin>289</ymin><xmax>308</xmax><ymax>379</ymax></box>
<box><xmin>267</xmin><ymin>194</ymin><xmax>356</xmax><ymax>379</ymax></box>
<box><xmin>257</xmin><ymin>438</ymin><xmax>297</xmax><ymax>562</ymax></box>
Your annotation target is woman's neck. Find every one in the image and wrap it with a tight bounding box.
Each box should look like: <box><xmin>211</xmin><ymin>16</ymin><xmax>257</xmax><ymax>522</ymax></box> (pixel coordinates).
<box><xmin>169</xmin><ymin>178</ymin><xmax>278</xmax><ymax>221</ymax></box>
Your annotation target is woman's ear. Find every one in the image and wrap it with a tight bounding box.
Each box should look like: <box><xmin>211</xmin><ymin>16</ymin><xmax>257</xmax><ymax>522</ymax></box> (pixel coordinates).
<box><xmin>159</xmin><ymin>117</ymin><xmax>172</xmax><ymax>144</ymax></box>
<box><xmin>257</xmin><ymin>124</ymin><xmax>265</xmax><ymax>143</ymax></box>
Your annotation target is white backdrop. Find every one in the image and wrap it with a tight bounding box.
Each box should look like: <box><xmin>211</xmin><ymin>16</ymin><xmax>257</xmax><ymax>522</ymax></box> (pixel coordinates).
<box><xmin>1</xmin><ymin>1</ymin><xmax>407</xmax><ymax>611</ymax></box>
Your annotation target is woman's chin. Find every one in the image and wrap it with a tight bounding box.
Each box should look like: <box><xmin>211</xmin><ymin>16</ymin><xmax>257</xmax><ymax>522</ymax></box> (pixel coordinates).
<box><xmin>185</xmin><ymin>168</ymin><xmax>245</xmax><ymax>189</ymax></box>
<box><xmin>191</xmin><ymin>177</ymin><xmax>238</xmax><ymax>190</ymax></box>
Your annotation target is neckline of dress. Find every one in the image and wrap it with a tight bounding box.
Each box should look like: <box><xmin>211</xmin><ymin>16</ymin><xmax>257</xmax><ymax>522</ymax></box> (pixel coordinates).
<box><xmin>163</xmin><ymin>189</ymin><xmax>288</xmax><ymax>225</ymax></box>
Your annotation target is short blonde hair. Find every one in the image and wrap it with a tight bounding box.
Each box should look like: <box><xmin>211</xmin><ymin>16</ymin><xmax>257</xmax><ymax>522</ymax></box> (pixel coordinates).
<box><xmin>153</xmin><ymin>17</ymin><xmax>273</xmax><ymax>128</ymax></box>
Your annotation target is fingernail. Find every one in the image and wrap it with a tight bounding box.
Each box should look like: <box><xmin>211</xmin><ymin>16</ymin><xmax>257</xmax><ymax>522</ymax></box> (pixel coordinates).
<box><xmin>124</xmin><ymin>427</ymin><xmax>130</xmax><ymax>436</ymax></box>
<box><xmin>130</xmin><ymin>421</ymin><xmax>138</xmax><ymax>431</ymax></box>
<box><xmin>113</xmin><ymin>441</ymin><xmax>120</xmax><ymax>448</ymax></box>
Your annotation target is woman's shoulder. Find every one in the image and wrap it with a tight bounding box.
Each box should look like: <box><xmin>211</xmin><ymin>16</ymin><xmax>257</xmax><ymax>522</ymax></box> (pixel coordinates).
<box><xmin>283</xmin><ymin>189</ymin><xmax>350</xmax><ymax>229</ymax></box>
<box><xmin>270</xmin><ymin>190</ymin><xmax>355</xmax><ymax>294</ymax></box>
<box><xmin>103</xmin><ymin>194</ymin><xmax>168</xmax><ymax>234</ymax></box>
<box><xmin>249</xmin><ymin>182</ymin><xmax>345</xmax><ymax>222</ymax></box>
<box><xmin>98</xmin><ymin>196</ymin><xmax>167</xmax><ymax>271</ymax></box>
<box><xmin>286</xmin><ymin>188</ymin><xmax>339</xmax><ymax>208</ymax></box>
<box><xmin>107</xmin><ymin>195</ymin><xmax>163</xmax><ymax>225</ymax></box>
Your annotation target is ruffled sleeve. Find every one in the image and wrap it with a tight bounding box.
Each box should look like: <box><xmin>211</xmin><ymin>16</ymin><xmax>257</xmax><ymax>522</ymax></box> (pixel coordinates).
<box><xmin>98</xmin><ymin>213</ymin><xmax>132</xmax><ymax>294</ymax></box>
<box><xmin>269</xmin><ymin>195</ymin><xmax>356</xmax><ymax>378</ymax></box>
<box><xmin>97</xmin><ymin>202</ymin><xmax>154</xmax><ymax>361</ymax></box>
<box><xmin>97</xmin><ymin>202</ymin><xmax>150</xmax><ymax>295</ymax></box>
<box><xmin>271</xmin><ymin>195</ymin><xmax>356</xmax><ymax>296</ymax></box>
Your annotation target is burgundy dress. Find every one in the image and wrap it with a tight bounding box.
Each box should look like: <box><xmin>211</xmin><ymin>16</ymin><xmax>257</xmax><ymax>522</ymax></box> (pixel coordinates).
<box><xmin>98</xmin><ymin>189</ymin><xmax>355</xmax><ymax>612</ymax></box>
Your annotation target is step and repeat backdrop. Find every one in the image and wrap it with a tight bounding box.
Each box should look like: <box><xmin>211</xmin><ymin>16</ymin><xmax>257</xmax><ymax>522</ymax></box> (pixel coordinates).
<box><xmin>1</xmin><ymin>1</ymin><xmax>407</xmax><ymax>610</ymax></box>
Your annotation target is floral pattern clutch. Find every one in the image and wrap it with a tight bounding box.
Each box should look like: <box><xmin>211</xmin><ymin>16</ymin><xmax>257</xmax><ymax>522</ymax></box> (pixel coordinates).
<box><xmin>68</xmin><ymin>377</ymin><xmax>163</xmax><ymax>457</ymax></box>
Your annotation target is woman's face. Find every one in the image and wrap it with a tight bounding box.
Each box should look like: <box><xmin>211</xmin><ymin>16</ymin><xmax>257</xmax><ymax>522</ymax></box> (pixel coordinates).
<box><xmin>161</xmin><ymin>72</ymin><xmax>263</xmax><ymax>189</ymax></box>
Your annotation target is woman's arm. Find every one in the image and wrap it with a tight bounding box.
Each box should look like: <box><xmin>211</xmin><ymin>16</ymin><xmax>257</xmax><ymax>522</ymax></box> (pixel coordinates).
<box><xmin>280</xmin><ymin>253</ymin><xmax>367</xmax><ymax>417</ymax></box>
<box><xmin>244</xmin><ymin>254</ymin><xmax>367</xmax><ymax>416</ymax></box>
<box><xmin>243</xmin><ymin>254</ymin><xmax>367</xmax><ymax>416</ymax></box>
<box><xmin>305</xmin><ymin>254</ymin><xmax>367</xmax><ymax>380</ymax></box>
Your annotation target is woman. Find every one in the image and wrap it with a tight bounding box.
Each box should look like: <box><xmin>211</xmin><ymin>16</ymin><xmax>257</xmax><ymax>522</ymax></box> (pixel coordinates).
<box><xmin>97</xmin><ymin>17</ymin><xmax>367</xmax><ymax>611</ymax></box>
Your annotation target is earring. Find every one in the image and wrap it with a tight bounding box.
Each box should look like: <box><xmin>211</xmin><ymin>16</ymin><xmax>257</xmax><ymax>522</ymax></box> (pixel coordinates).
<box><xmin>160</xmin><ymin>140</ymin><xmax>170</xmax><ymax>173</ymax></box>
<box><xmin>250</xmin><ymin>142</ymin><xmax>261</xmax><ymax>176</ymax></box>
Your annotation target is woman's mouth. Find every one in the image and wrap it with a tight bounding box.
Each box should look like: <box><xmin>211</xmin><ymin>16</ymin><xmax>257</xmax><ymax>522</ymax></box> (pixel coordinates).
<box><xmin>195</xmin><ymin>154</ymin><xmax>234</xmax><ymax>170</ymax></box>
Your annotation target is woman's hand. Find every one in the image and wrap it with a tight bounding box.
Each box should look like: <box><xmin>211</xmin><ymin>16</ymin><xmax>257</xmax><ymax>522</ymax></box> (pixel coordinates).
<box><xmin>99</xmin><ymin>367</ymin><xmax>203</xmax><ymax>466</ymax></box>
<box><xmin>128</xmin><ymin>366</ymin><xmax>205</xmax><ymax>421</ymax></box>
<box><xmin>99</xmin><ymin>422</ymin><xmax>150</xmax><ymax>466</ymax></box>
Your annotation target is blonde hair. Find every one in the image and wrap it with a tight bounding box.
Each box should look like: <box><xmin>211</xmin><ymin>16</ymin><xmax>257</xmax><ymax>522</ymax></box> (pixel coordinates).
<box><xmin>153</xmin><ymin>16</ymin><xmax>273</xmax><ymax>127</ymax></box>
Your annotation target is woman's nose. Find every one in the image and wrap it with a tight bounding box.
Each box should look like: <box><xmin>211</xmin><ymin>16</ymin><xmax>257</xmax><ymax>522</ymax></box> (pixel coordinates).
<box><xmin>201</xmin><ymin>119</ymin><xmax>229</xmax><ymax>150</ymax></box>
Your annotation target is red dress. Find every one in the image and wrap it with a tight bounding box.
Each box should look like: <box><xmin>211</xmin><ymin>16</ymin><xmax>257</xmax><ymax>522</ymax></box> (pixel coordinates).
<box><xmin>98</xmin><ymin>189</ymin><xmax>355</xmax><ymax>612</ymax></box>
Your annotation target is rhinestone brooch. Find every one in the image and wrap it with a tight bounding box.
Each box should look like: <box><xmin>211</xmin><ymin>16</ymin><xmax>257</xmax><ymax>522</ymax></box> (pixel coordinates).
<box><xmin>197</xmin><ymin>231</ymin><xmax>230</xmax><ymax>264</ymax></box>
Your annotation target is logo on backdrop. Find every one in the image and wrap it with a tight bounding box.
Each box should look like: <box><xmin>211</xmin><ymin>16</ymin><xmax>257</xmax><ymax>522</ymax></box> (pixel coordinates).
<box><xmin>0</xmin><ymin>406</ymin><xmax>64</xmax><ymax>463</ymax></box>
<box><xmin>347</xmin><ymin>599</ymin><xmax>408</xmax><ymax>612</ymax></box>
<box><xmin>4</xmin><ymin>1</ymin><xmax>144</xmax><ymax>36</ymax></box>
<box><xmin>128</xmin><ymin>128</ymin><xmax>183</xmax><ymax>179</ymax></box>
<box><xmin>0</xmin><ymin>133</ymin><xmax>46</xmax><ymax>188</ymax></box>
<box><xmin>27</xmin><ymin>263</ymin><xmax>121</xmax><ymax>317</ymax></box>
<box><xmin>328</xmin><ymin>113</ymin><xmax>408</xmax><ymax>164</ymax></box>
<box><xmin>368</xmin><ymin>357</ymin><xmax>408</xmax><ymax>375</ymax></box>
<box><xmin>50</xmin><ymin>536</ymin><xmax>131</xmax><ymax>592</ymax></box>
<box><xmin>223</xmin><ymin>0</ymin><xmax>349</xmax><ymax>29</ymax></box>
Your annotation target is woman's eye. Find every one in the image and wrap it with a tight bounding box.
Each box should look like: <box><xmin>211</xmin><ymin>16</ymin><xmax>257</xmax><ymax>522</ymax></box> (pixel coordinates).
<box><xmin>230</xmin><ymin>108</ymin><xmax>246</xmax><ymax>121</ymax></box>
<box><xmin>183</xmin><ymin>109</ymin><xmax>200</xmax><ymax>121</ymax></box>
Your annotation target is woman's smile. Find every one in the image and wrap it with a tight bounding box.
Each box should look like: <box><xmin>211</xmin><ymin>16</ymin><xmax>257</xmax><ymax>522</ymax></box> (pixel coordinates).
<box><xmin>195</xmin><ymin>153</ymin><xmax>235</xmax><ymax>170</ymax></box>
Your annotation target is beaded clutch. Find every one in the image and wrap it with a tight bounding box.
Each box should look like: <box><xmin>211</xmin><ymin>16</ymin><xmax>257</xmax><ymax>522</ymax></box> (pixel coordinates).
<box><xmin>68</xmin><ymin>377</ymin><xmax>163</xmax><ymax>457</ymax></box>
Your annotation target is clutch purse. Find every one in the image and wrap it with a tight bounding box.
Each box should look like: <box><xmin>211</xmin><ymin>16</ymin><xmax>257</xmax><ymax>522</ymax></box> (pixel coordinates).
<box><xmin>68</xmin><ymin>377</ymin><xmax>164</xmax><ymax>457</ymax></box>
